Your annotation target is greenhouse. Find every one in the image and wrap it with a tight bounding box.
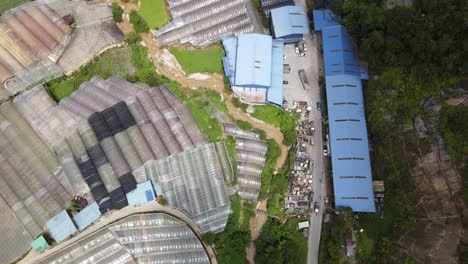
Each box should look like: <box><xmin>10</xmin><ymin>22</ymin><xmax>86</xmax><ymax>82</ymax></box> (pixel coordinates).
<box><xmin>155</xmin><ymin>0</ymin><xmax>261</xmax><ymax>47</ymax></box>
<box><xmin>0</xmin><ymin>75</ymin><xmax>234</xmax><ymax>262</ymax></box>
<box><xmin>224</xmin><ymin>123</ymin><xmax>267</xmax><ymax>200</ymax></box>
<box><xmin>36</xmin><ymin>213</ymin><xmax>210</xmax><ymax>264</ymax></box>
<box><xmin>0</xmin><ymin>0</ymin><xmax>124</xmax><ymax>95</ymax></box>
<box><xmin>142</xmin><ymin>142</ymin><xmax>233</xmax><ymax>234</ymax></box>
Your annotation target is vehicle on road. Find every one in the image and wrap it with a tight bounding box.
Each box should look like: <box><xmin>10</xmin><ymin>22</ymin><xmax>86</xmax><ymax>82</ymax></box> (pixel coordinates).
<box><xmin>316</xmin><ymin>102</ymin><xmax>322</xmax><ymax>110</ymax></box>
<box><xmin>314</xmin><ymin>202</ymin><xmax>320</xmax><ymax>214</ymax></box>
<box><xmin>283</xmin><ymin>80</ymin><xmax>288</xmax><ymax>84</ymax></box>
<box><xmin>309</xmin><ymin>137</ymin><xmax>315</xmax><ymax>146</ymax></box>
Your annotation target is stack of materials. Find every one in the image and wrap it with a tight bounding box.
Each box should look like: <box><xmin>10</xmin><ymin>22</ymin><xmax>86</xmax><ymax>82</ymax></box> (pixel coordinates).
<box><xmin>224</xmin><ymin>123</ymin><xmax>268</xmax><ymax>200</ymax></box>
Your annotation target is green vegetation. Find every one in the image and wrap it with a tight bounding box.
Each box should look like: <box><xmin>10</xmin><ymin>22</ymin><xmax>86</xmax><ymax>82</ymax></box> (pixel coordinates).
<box><xmin>323</xmin><ymin>0</ymin><xmax>467</xmax><ymax>262</ymax></box>
<box><xmin>242</xmin><ymin>201</ymin><xmax>256</xmax><ymax>231</ymax></box>
<box><xmin>129</xmin><ymin>10</ymin><xmax>149</xmax><ymax>33</ymax></box>
<box><xmin>252</xmin><ymin>0</ymin><xmax>270</xmax><ymax>29</ymax></box>
<box><xmin>232</xmin><ymin>97</ymin><xmax>248</xmax><ymax>112</ymax></box>
<box><xmin>203</xmin><ymin>194</ymin><xmax>250</xmax><ymax>264</ymax></box>
<box><xmin>0</xmin><ymin>0</ymin><xmax>30</xmax><ymax>14</ymax></box>
<box><xmin>252</xmin><ymin>105</ymin><xmax>298</xmax><ymax>146</ymax></box>
<box><xmin>139</xmin><ymin>0</ymin><xmax>169</xmax><ymax>29</ymax></box>
<box><xmin>255</xmin><ymin>218</ymin><xmax>308</xmax><ymax>264</ymax></box>
<box><xmin>258</xmin><ymin>139</ymin><xmax>281</xmax><ymax>200</ymax></box>
<box><xmin>47</xmin><ymin>47</ymin><xmax>135</xmax><ymax>100</ymax></box>
<box><xmin>125</xmin><ymin>32</ymin><xmax>142</xmax><ymax>45</ymax></box>
<box><xmin>111</xmin><ymin>3</ymin><xmax>123</xmax><ymax>23</ymax></box>
<box><xmin>266</xmin><ymin>148</ymin><xmax>296</xmax><ymax>217</ymax></box>
<box><xmin>169</xmin><ymin>47</ymin><xmax>224</xmax><ymax>74</ymax></box>
<box><xmin>236</xmin><ymin>120</ymin><xmax>253</xmax><ymax>131</ymax></box>
<box><xmin>439</xmin><ymin>104</ymin><xmax>468</xmax><ymax>163</ymax></box>
<box><xmin>225</xmin><ymin>135</ymin><xmax>238</xmax><ymax>184</ymax></box>
<box><xmin>319</xmin><ymin>208</ymin><xmax>359</xmax><ymax>264</ymax></box>
<box><xmin>439</xmin><ymin>104</ymin><xmax>468</xmax><ymax>207</ymax></box>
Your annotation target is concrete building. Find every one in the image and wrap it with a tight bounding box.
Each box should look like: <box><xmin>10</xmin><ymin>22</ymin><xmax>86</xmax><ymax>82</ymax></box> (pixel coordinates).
<box><xmin>314</xmin><ymin>10</ymin><xmax>375</xmax><ymax>212</ymax></box>
<box><xmin>222</xmin><ymin>33</ymin><xmax>284</xmax><ymax>105</ymax></box>
<box><xmin>271</xmin><ymin>6</ymin><xmax>310</xmax><ymax>43</ymax></box>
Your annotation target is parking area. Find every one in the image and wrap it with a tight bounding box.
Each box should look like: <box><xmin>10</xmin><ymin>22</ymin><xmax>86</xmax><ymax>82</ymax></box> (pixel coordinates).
<box><xmin>282</xmin><ymin>34</ymin><xmax>321</xmax><ymax>108</ymax></box>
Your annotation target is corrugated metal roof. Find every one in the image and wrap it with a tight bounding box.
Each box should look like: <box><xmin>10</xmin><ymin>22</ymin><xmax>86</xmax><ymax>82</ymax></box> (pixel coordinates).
<box><xmin>268</xmin><ymin>39</ymin><xmax>284</xmax><ymax>105</ymax></box>
<box><xmin>46</xmin><ymin>210</ymin><xmax>78</xmax><ymax>243</ymax></box>
<box><xmin>73</xmin><ymin>202</ymin><xmax>102</xmax><ymax>231</ymax></box>
<box><xmin>312</xmin><ymin>9</ymin><xmax>339</xmax><ymax>31</ymax></box>
<box><xmin>221</xmin><ymin>37</ymin><xmax>237</xmax><ymax>84</ymax></box>
<box><xmin>126</xmin><ymin>180</ymin><xmax>155</xmax><ymax>206</ymax></box>
<box><xmin>31</xmin><ymin>236</ymin><xmax>49</xmax><ymax>253</ymax></box>
<box><xmin>326</xmin><ymin>75</ymin><xmax>374</xmax><ymax>212</ymax></box>
<box><xmin>319</xmin><ymin>15</ymin><xmax>375</xmax><ymax>212</ymax></box>
<box><xmin>271</xmin><ymin>6</ymin><xmax>310</xmax><ymax>39</ymax></box>
<box><xmin>322</xmin><ymin>25</ymin><xmax>361</xmax><ymax>77</ymax></box>
<box><xmin>234</xmin><ymin>34</ymin><xmax>272</xmax><ymax>87</ymax></box>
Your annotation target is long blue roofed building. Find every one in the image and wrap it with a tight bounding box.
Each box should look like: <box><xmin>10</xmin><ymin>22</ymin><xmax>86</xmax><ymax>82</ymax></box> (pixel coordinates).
<box><xmin>222</xmin><ymin>33</ymin><xmax>284</xmax><ymax>105</ymax></box>
<box><xmin>314</xmin><ymin>10</ymin><xmax>375</xmax><ymax>212</ymax></box>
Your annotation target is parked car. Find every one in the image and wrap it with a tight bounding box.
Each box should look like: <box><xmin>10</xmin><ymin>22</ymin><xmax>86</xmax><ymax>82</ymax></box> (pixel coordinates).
<box><xmin>316</xmin><ymin>102</ymin><xmax>322</xmax><ymax>110</ymax></box>
<box><xmin>283</xmin><ymin>80</ymin><xmax>288</xmax><ymax>84</ymax></box>
<box><xmin>325</xmin><ymin>196</ymin><xmax>330</xmax><ymax>204</ymax></box>
<box><xmin>309</xmin><ymin>137</ymin><xmax>315</xmax><ymax>146</ymax></box>
<box><xmin>323</xmin><ymin>144</ymin><xmax>328</xmax><ymax>156</ymax></box>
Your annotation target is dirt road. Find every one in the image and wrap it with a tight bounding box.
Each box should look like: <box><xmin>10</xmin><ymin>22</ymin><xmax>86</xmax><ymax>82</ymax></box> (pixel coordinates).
<box><xmin>111</xmin><ymin>1</ymin><xmax>288</xmax><ymax>169</ymax></box>
<box><xmin>246</xmin><ymin>199</ymin><xmax>269</xmax><ymax>263</ymax></box>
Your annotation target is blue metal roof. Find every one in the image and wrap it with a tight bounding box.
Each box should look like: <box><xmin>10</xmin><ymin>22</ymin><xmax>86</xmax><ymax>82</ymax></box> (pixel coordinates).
<box><xmin>268</xmin><ymin>40</ymin><xmax>284</xmax><ymax>105</ymax></box>
<box><xmin>126</xmin><ymin>180</ymin><xmax>155</xmax><ymax>206</ymax></box>
<box><xmin>326</xmin><ymin>75</ymin><xmax>374</xmax><ymax>212</ymax></box>
<box><xmin>271</xmin><ymin>6</ymin><xmax>310</xmax><ymax>39</ymax></box>
<box><xmin>221</xmin><ymin>37</ymin><xmax>237</xmax><ymax>84</ymax></box>
<box><xmin>73</xmin><ymin>202</ymin><xmax>102</xmax><ymax>231</ymax></box>
<box><xmin>318</xmin><ymin>14</ymin><xmax>375</xmax><ymax>212</ymax></box>
<box><xmin>234</xmin><ymin>34</ymin><xmax>272</xmax><ymax>87</ymax></box>
<box><xmin>46</xmin><ymin>210</ymin><xmax>77</xmax><ymax>243</ymax></box>
<box><xmin>313</xmin><ymin>9</ymin><xmax>339</xmax><ymax>31</ymax></box>
<box><xmin>322</xmin><ymin>25</ymin><xmax>361</xmax><ymax>77</ymax></box>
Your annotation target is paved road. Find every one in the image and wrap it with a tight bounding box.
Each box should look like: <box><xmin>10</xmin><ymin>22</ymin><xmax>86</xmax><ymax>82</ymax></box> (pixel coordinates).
<box><xmin>282</xmin><ymin>32</ymin><xmax>327</xmax><ymax>264</ymax></box>
<box><xmin>304</xmin><ymin>33</ymin><xmax>326</xmax><ymax>264</ymax></box>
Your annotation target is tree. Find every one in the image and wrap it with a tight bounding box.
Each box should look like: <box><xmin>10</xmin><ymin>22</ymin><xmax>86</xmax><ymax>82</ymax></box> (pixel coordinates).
<box><xmin>111</xmin><ymin>3</ymin><xmax>123</xmax><ymax>23</ymax></box>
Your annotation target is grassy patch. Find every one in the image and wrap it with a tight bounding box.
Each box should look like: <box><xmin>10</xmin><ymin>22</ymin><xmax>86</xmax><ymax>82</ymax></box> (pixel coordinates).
<box><xmin>252</xmin><ymin>105</ymin><xmax>298</xmax><ymax>146</ymax></box>
<box><xmin>169</xmin><ymin>47</ymin><xmax>224</xmax><ymax>74</ymax></box>
<box><xmin>0</xmin><ymin>0</ymin><xmax>30</xmax><ymax>13</ymax></box>
<box><xmin>47</xmin><ymin>47</ymin><xmax>135</xmax><ymax>100</ymax></box>
<box><xmin>138</xmin><ymin>0</ymin><xmax>169</xmax><ymax>29</ymax></box>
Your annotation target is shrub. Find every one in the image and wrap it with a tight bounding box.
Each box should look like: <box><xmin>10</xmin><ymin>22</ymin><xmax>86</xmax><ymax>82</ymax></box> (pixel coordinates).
<box><xmin>111</xmin><ymin>3</ymin><xmax>123</xmax><ymax>23</ymax></box>
<box><xmin>125</xmin><ymin>32</ymin><xmax>142</xmax><ymax>44</ymax></box>
<box><xmin>129</xmin><ymin>10</ymin><xmax>149</xmax><ymax>33</ymax></box>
